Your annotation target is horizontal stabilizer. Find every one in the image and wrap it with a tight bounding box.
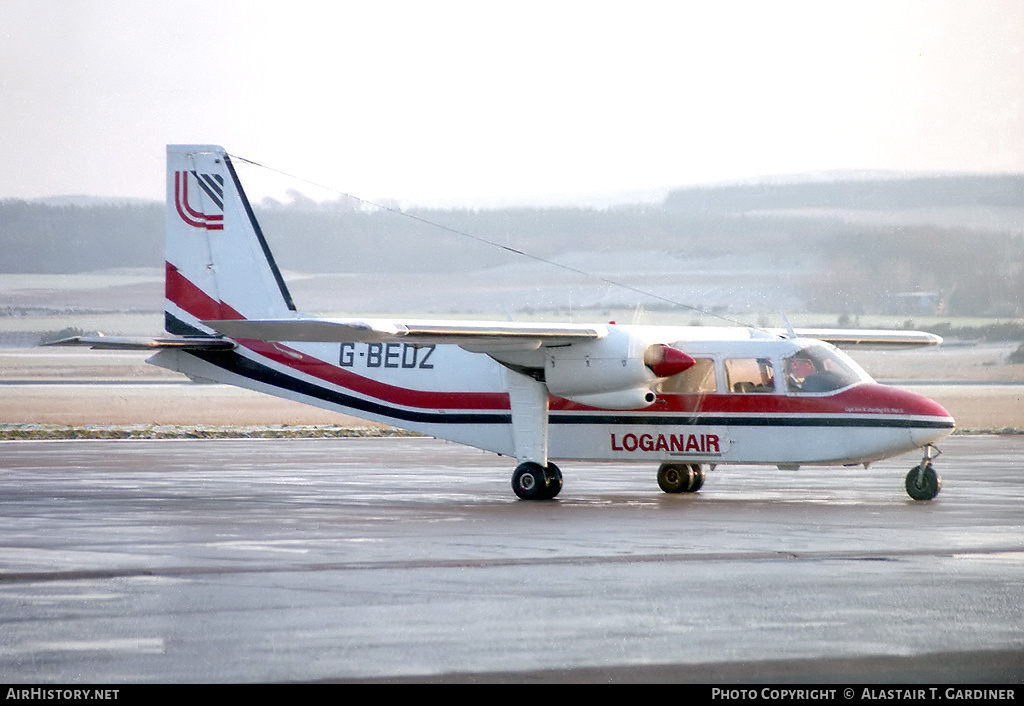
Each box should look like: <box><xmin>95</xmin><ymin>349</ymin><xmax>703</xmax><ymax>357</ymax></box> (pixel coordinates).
<box><xmin>45</xmin><ymin>335</ymin><xmax>236</xmax><ymax>351</ymax></box>
<box><xmin>203</xmin><ymin>318</ymin><xmax>604</xmax><ymax>348</ymax></box>
<box><xmin>775</xmin><ymin>329</ymin><xmax>943</xmax><ymax>348</ymax></box>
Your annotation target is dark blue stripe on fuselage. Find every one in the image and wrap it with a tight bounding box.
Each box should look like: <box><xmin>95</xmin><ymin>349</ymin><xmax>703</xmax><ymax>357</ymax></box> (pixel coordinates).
<box><xmin>189</xmin><ymin>348</ymin><xmax>510</xmax><ymax>425</ymax></box>
<box><xmin>549</xmin><ymin>413</ymin><xmax>954</xmax><ymax>430</ymax></box>
<box><xmin>187</xmin><ymin>346</ymin><xmax>953</xmax><ymax>431</ymax></box>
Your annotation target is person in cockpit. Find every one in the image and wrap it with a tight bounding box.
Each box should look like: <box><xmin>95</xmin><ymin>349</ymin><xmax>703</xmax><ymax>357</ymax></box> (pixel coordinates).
<box><xmin>785</xmin><ymin>355</ymin><xmax>841</xmax><ymax>393</ymax></box>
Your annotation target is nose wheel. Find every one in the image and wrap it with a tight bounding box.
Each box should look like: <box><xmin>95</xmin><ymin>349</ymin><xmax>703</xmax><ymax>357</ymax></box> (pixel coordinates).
<box><xmin>905</xmin><ymin>445</ymin><xmax>942</xmax><ymax>501</ymax></box>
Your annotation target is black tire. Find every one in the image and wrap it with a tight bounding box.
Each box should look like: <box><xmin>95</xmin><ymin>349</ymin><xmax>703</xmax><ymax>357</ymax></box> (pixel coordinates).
<box><xmin>905</xmin><ymin>463</ymin><xmax>941</xmax><ymax>501</ymax></box>
<box><xmin>544</xmin><ymin>463</ymin><xmax>563</xmax><ymax>499</ymax></box>
<box><xmin>657</xmin><ymin>463</ymin><xmax>689</xmax><ymax>493</ymax></box>
<box><xmin>687</xmin><ymin>464</ymin><xmax>705</xmax><ymax>492</ymax></box>
<box><xmin>512</xmin><ymin>462</ymin><xmax>551</xmax><ymax>500</ymax></box>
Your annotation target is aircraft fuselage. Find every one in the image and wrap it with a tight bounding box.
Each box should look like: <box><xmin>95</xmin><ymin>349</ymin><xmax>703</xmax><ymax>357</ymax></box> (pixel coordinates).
<box><xmin>151</xmin><ymin>325</ymin><xmax>953</xmax><ymax>470</ymax></box>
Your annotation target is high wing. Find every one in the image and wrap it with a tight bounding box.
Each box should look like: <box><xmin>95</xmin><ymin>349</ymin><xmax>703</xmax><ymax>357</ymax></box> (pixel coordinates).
<box><xmin>202</xmin><ymin>318</ymin><xmax>605</xmax><ymax>352</ymax></box>
<box><xmin>770</xmin><ymin>328</ymin><xmax>943</xmax><ymax>348</ymax></box>
<box><xmin>48</xmin><ymin>325</ymin><xmax>941</xmax><ymax>353</ymax></box>
<box><xmin>204</xmin><ymin>319</ymin><xmax>942</xmax><ymax>350</ymax></box>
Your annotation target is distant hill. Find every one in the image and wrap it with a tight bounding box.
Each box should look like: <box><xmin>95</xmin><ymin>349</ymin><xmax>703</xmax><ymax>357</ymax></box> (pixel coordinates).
<box><xmin>664</xmin><ymin>174</ymin><xmax>1024</xmax><ymax>212</ymax></box>
<box><xmin>29</xmin><ymin>195</ymin><xmax>158</xmax><ymax>208</ymax></box>
<box><xmin>2</xmin><ymin>173</ymin><xmax>1021</xmax><ymax>317</ymax></box>
<box><xmin>0</xmin><ymin>199</ymin><xmax>162</xmax><ymax>274</ymax></box>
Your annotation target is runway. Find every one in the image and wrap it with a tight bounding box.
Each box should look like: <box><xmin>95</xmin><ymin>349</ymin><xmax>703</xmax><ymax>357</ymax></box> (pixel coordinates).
<box><xmin>0</xmin><ymin>435</ymin><xmax>1022</xmax><ymax>683</ymax></box>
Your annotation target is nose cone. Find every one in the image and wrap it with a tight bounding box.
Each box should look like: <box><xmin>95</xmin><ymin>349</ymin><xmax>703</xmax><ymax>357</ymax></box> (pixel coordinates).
<box><xmin>898</xmin><ymin>386</ymin><xmax>957</xmax><ymax>446</ymax></box>
<box><xmin>910</xmin><ymin>409</ymin><xmax>956</xmax><ymax>447</ymax></box>
<box><xmin>845</xmin><ymin>383</ymin><xmax>955</xmax><ymax>449</ymax></box>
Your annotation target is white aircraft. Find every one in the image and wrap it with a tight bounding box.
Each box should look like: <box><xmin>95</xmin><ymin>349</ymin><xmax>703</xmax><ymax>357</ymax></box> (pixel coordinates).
<box><xmin>55</xmin><ymin>144</ymin><xmax>955</xmax><ymax>501</ymax></box>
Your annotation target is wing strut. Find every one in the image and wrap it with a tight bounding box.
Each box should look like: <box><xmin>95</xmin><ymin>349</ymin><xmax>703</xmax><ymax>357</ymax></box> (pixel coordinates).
<box><xmin>506</xmin><ymin>369</ymin><xmax>549</xmax><ymax>467</ymax></box>
<box><xmin>505</xmin><ymin>369</ymin><xmax>565</xmax><ymax>500</ymax></box>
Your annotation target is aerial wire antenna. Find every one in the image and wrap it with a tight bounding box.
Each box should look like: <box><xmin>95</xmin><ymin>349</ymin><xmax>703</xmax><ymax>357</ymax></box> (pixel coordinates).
<box><xmin>229</xmin><ymin>152</ymin><xmax>759</xmax><ymax>330</ymax></box>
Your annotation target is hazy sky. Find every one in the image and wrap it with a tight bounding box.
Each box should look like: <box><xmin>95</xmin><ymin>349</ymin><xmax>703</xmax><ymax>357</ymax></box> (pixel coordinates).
<box><xmin>2</xmin><ymin>0</ymin><xmax>1022</xmax><ymax>206</ymax></box>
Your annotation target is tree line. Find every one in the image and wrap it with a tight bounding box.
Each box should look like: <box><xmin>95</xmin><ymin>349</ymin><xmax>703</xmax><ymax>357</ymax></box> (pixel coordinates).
<box><xmin>2</xmin><ymin>173</ymin><xmax>1022</xmax><ymax>317</ymax></box>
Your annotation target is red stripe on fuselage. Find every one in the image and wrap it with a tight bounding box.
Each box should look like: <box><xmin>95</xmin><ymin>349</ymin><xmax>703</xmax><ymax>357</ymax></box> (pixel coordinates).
<box><xmin>243</xmin><ymin>337</ymin><xmax>511</xmax><ymax>411</ymax></box>
<box><xmin>552</xmin><ymin>382</ymin><xmax>951</xmax><ymax>420</ymax></box>
<box><xmin>166</xmin><ymin>265</ymin><xmax>509</xmax><ymax>411</ymax></box>
<box><xmin>165</xmin><ymin>268</ymin><xmax>951</xmax><ymax>420</ymax></box>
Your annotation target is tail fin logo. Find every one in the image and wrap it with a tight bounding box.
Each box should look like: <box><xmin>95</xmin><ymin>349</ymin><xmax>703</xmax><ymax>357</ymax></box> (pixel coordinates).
<box><xmin>174</xmin><ymin>171</ymin><xmax>225</xmax><ymax>230</ymax></box>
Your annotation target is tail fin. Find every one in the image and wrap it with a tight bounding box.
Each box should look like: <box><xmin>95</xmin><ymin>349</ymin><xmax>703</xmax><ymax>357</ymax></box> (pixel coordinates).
<box><xmin>164</xmin><ymin>145</ymin><xmax>296</xmax><ymax>336</ymax></box>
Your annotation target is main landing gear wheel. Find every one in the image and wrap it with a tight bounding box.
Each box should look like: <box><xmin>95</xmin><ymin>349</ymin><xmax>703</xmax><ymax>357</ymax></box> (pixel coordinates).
<box><xmin>544</xmin><ymin>462</ymin><xmax>563</xmax><ymax>499</ymax></box>
<box><xmin>512</xmin><ymin>462</ymin><xmax>562</xmax><ymax>500</ymax></box>
<box><xmin>688</xmin><ymin>464</ymin><xmax>706</xmax><ymax>492</ymax></box>
<box><xmin>905</xmin><ymin>462</ymin><xmax>941</xmax><ymax>501</ymax></box>
<box><xmin>657</xmin><ymin>463</ymin><xmax>704</xmax><ymax>493</ymax></box>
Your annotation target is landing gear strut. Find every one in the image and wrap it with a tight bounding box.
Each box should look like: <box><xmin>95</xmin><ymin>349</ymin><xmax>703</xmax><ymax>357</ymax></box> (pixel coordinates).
<box><xmin>905</xmin><ymin>444</ymin><xmax>942</xmax><ymax>501</ymax></box>
<box><xmin>657</xmin><ymin>463</ymin><xmax>705</xmax><ymax>493</ymax></box>
<box><xmin>512</xmin><ymin>461</ymin><xmax>563</xmax><ymax>500</ymax></box>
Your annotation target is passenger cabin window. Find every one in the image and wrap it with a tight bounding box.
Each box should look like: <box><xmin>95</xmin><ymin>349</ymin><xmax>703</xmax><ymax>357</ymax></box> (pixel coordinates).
<box><xmin>659</xmin><ymin>357</ymin><xmax>716</xmax><ymax>394</ymax></box>
<box><xmin>725</xmin><ymin>358</ymin><xmax>775</xmax><ymax>393</ymax></box>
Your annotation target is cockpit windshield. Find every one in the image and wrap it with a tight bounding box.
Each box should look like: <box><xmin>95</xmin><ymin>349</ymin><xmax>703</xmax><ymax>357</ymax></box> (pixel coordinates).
<box><xmin>783</xmin><ymin>341</ymin><xmax>872</xmax><ymax>394</ymax></box>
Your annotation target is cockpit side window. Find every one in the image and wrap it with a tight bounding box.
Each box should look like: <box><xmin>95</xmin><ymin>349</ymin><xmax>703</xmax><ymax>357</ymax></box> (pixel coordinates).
<box><xmin>659</xmin><ymin>357</ymin><xmax>717</xmax><ymax>394</ymax></box>
<box><xmin>784</xmin><ymin>344</ymin><xmax>865</xmax><ymax>394</ymax></box>
<box><xmin>725</xmin><ymin>357</ymin><xmax>775</xmax><ymax>393</ymax></box>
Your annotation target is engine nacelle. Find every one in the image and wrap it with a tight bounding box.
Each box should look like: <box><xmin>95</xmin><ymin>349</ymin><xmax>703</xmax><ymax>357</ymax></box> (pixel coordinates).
<box><xmin>562</xmin><ymin>388</ymin><xmax>658</xmax><ymax>410</ymax></box>
<box><xmin>543</xmin><ymin>327</ymin><xmax>694</xmax><ymax>409</ymax></box>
